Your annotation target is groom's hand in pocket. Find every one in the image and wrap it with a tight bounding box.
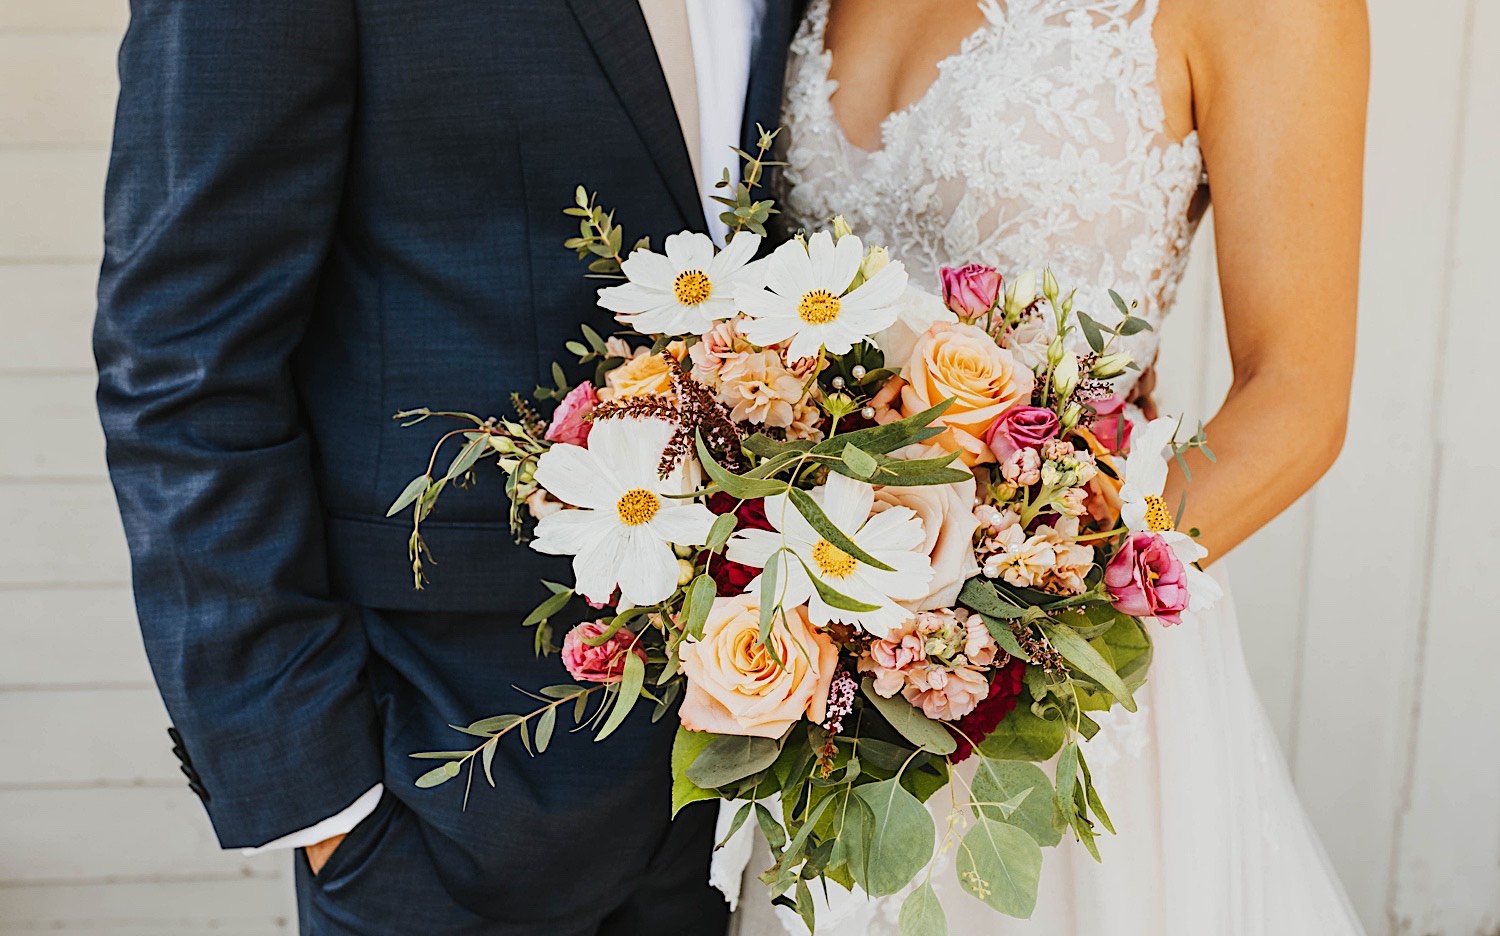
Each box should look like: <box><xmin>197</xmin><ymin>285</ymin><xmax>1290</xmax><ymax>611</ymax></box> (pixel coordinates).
<box><xmin>306</xmin><ymin>834</ymin><xmax>348</xmax><ymax>876</ymax></box>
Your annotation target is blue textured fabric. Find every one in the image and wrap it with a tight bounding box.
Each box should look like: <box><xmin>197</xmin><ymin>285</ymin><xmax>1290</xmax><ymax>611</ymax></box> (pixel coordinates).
<box><xmin>94</xmin><ymin>0</ymin><xmax>795</xmax><ymax>917</ymax></box>
<box><xmin>292</xmin><ymin>607</ymin><xmax>730</xmax><ymax>936</ymax></box>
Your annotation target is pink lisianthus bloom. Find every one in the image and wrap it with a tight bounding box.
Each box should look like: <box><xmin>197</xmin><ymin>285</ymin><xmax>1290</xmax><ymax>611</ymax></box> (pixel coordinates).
<box><xmin>560</xmin><ymin>620</ymin><xmax>647</xmax><ymax>683</ymax></box>
<box><xmin>1089</xmin><ymin>395</ymin><xmax>1134</xmax><ymax>454</ymax></box>
<box><xmin>939</xmin><ymin>264</ymin><xmax>1003</xmax><ymax>320</ymax></box>
<box><xmin>543</xmin><ymin>382</ymin><xmax>599</xmax><ymax>447</ymax></box>
<box><xmin>1104</xmin><ymin>532</ymin><xmax>1190</xmax><ymax>625</ymax></box>
<box><xmin>984</xmin><ymin>405</ymin><xmax>1061</xmax><ymax>462</ymax></box>
<box><xmin>1001</xmin><ymin>448</ymin><xmax>1042</xmax><ymax>487</ymax></box>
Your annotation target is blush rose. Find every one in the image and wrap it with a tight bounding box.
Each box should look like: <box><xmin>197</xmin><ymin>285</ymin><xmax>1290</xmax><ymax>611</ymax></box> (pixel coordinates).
<box><xmin>939</xmin><ymin>264</ymin><xmax>1003</xmax><ymax>320</ymax></box>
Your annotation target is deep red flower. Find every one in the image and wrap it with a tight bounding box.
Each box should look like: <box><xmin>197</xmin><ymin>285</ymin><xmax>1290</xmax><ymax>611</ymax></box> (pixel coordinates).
<box><xmin>949</xmin><ymin>656</ymin><xmax>1029</xmax><ymax>762</ymax></box>
<box><xmin>699</xmin><ymin>495</ymin><xmax>773</xmax><ymax>596</ymax></box>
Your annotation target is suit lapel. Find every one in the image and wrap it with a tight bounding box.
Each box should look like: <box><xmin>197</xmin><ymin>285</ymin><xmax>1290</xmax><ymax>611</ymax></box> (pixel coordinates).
<box><xmin>565</xmin><ymin>0</ymin><xmax>705</xmax><ymax>231</ymax></box>
<box><xmin>742</xmin><ymin>0</ymin><xmax>803</xmax><ymax>152</ymax></box>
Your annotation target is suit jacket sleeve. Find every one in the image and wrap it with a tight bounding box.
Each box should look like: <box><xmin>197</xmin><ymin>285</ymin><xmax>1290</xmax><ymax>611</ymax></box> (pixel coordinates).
<box><xmin>95</xmin><ymin>0</ymin><xmax>383</xmax><ymax>848</ymax></box>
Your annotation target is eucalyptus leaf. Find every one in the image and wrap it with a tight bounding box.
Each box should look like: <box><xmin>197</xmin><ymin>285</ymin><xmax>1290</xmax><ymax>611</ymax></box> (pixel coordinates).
<box><xmin>685</xmin><ymin>733</ymin><xmax>782</xmax><ymax>788</ymax></box>
<box><xmin>536</xmin><ymin>706</ymin><xmax>557</xmax><ymax>753</ymax></box>
<box><xmin>595</xmin><ymin>650</ymin><xmax>644</xmax><ymax>741</ymax></box>
<box><xmin>1076</xmin><ymin>311</ymin><xmax>1106</xmax><ymax>354</ymax></box>
<box><xmin>481</xmin><ymin>737</ymin><xmax>497</xmax><ymax>786</ymax></box>
<box><xmin>842</xmin><ymin>442</ymin><xmax>880</xmax><ymax>479</ymax></box>
<box><xmin>787</xmin><ymin>487</ymin><xmax>895</xmax><ymax>572</ymax></box>
<box><xmin>1108</xmin><ymin>289</ymin><xmax>1131</xmax><ymax>319</ymax></box>
<box><xmin>861</xmin><ymin>679</ymin><xmax>957</xmax><ymax>755</ymax></box>
<box><xmin>671</xmin><ymin>727</ymin><xmax>720</xmax><ymax>815</ymax></box>
<box><xmin>794</xmin><ymin>553</ymin><xmax>882</xmax><ymax>612</ymax></box>
<box><xmin>1039</xmin><ymin>621</ymin><xmax>1136</xmax><ymax>711</ymax></box>
<box><xmin>980</xmin><ymin>614</ymin><xmax>1030</xmax><ymax>660</ymax></box>
<box><xmin>898</xmin><ymin>882</ymin><xmax>949</xmax><ymax>936</ymax></box>
<box><xmin>976</xmin><ymin>705</ymin><xmax>1067</xmax><ymax>762</ymax></box>
<box><xmin>705</xmin><ymin>513</ymin><xmax>737</xmax><ymax>553</ymax></box>
<box><xmin>971</xmin><ymin>759</ymin><xmax>1063</xmax><ymax>847</ymax></box>
<box><xmin>696</xmin><ymin>432</ymin><xmax>786</xmax><ymax>499</ymax></box>
<box><xmin>956</xmin><ymin>816</ymin><xmax>1043</xmax><ymax>918</ymax></box>
<box><xmin>387</xmin><ymin>474</ymin><xmax>431</xmax><ymax>517</ymax></box>
<box><xmin>414</xmin><ymin>760</ymin><xmax>461</xmax><ymax>789</ymax></box>
<box><xmin>849</xmin><ymin>779</ymin><xmax>936</xmax><ymax>897</ymax></box>
<box><xmin>520</xmin><ymin>588</ymin><xmax>573</xmax><ymax>629</ymax></box>
<box><xmin>684</xmin><ymin>574</ymin><xmax>717</xmax><ymax>640</ymax></box>
<box><xmin>961</xmin><ymin>578</ymin><xmax>1028</xmax><ymax>619</ymax></box>
<box><xmin>812</xmin><ymin>398</ymin><xmax>955</xmax><ymax>457</ymax></box>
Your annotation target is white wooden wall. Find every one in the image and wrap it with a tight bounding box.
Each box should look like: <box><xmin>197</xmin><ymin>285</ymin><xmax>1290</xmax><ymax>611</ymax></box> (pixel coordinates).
<box><xmin>0</xmin><ymin>2</ymin><xmax>292</xmax><ymax>932</ymax></box>
<box><xmin>0</xmin><ymin>1</ymin><xmax>1495</xmax><ymax>933</ymax></box>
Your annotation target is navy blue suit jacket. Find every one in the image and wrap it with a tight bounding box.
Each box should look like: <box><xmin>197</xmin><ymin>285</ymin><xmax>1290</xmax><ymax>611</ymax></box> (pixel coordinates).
<box><xmin>96</xmin><ymin>0</ymin><xmax>797</xmax><ymax>851</ymax></box>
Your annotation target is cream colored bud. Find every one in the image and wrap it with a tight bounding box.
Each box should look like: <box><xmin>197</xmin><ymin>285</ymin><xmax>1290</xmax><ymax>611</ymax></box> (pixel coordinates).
<box><xmin>488</xmin><ymin>435</ymin><xmax>518</xmax><ymax>455</ymax></box>
<box><xmin>831</xmin><ymin>215</ymin><xmax>854</xmax><ymax>240</ymax></box>
<box><xmin>676</xmin><ymin>559</ymin><xmax>697</xmax><ymax>587</ymax></box>
<box><xmin>673</xmin><ymin>543</ymin><xmax>696</xmax><ymax>559</ymax></box>
<box><xmin>1042</xmin><ymin>268</ymin><xmax>1060</xmax><ymax>304</ymax></box>
<box><xmin>1061</xmin><ymin>402</ymin><xmax>1084</xmax><ymax>430</ymax></box>
<box><xmin>1054</xmin><ymin>352</ymin><xmax>1080</xmax><ymax>399</ymax></box>
<box><xmin>860</xmin><ymin>245</ymin><xmax>890</xmax><ymax>278</ymax></box>
<box><xmin>1092</xmin><ymin>351</ymin><xmax>1132</xmax><ymax>379</ymax></box>
<box><xmin>1047</xmin><ymin>336</ymin><xmax>1066</xmax><ymax>367</ymax></box>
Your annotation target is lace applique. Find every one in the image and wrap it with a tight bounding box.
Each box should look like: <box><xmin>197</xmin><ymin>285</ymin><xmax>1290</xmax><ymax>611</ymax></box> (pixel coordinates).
<box><xmin>780</xmin><ymin>0</ymin><xmax>1207</xmax><ymax>386</ymax></box>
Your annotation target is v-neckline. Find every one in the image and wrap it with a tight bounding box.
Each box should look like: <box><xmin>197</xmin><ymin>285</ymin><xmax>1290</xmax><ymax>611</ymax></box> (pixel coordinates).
<box><xmin>816</xmin><ymin>0</ymin><xmax>1007</xmax><ymax>156</ymax></box>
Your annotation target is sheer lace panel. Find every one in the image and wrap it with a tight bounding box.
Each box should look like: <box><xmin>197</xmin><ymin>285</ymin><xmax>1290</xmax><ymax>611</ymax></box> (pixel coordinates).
<box><xmin>781</xmin><ymin>0</ymin><xmax>1208</xmax><ymax>384</ymax></box>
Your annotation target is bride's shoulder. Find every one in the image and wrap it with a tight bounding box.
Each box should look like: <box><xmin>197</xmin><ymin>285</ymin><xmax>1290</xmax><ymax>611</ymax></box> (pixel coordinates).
<box><xmin>1161</xmin><ymin>0</ymin><xmax>1368</xmax><ymax>124</ymax></box>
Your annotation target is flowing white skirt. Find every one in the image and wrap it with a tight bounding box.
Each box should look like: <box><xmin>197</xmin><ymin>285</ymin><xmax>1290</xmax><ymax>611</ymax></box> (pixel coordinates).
<box><xmin>719</xmin><ymin>567</ymin><xmax>1368</xmax><ymax>935</ymax></box>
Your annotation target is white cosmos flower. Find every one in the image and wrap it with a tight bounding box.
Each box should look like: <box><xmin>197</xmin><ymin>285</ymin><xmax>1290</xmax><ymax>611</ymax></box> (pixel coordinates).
<box><xmin>530</xmin><ymin>416</ymin><xmax>715</xmax><ymax>607</ymax></box>
<box><xmin>596</xmin><ymin>231</ymin><xmax>764</xmax><ymax>336</ymax></box>
<box><xmin>726</xmin><ymin>472</ymin><xmax>933</xmax><ymax>637</ymax></box>
<box><xmin>737</xmin><ymin>231</ymin><xmax>909</xmax><ymax>361</ymax></box>
<box><xmin>1118</xmin><ymin>416</ymin><xmax>1223</xmax><ymax>617</ymax></box>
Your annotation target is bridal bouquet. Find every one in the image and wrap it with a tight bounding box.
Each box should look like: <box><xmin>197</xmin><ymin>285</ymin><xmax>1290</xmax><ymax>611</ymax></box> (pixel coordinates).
<box><xmin>391</xmin><ymin>135</ymin><xmax>1221</xmax><ymax>932</ymax></box>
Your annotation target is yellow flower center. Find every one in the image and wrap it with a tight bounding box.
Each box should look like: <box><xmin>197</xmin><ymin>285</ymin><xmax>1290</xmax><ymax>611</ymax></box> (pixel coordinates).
<box><xmin>673</xmin><ymin>270</ymin><xmax>713</xmax><ymax>306</ymax></box>
<box><xmin>811</xmin><ymin>538</ymin><xmax>857</xmax><ymax>579</ymax></box>
<box><xmin>615</xmin><ymin>488</ymin><xmax>660</xmax><ymax>526</ymax></box>
<box><xmin>1143</xmin><ymin>494</ymin><xmax>1174</xmax><ymax>532</ymax></box>
<box><xmin>797</xmin><ymin>289</ymin><xmax>842</xmax><ymax>324</ymax></box>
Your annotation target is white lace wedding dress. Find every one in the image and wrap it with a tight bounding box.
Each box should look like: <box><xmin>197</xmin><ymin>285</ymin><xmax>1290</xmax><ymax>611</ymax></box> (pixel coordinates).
<box><xmin>718</xmin><ymin>1</ymin><xmax>1368</xmax><ymax>933</ymax></box>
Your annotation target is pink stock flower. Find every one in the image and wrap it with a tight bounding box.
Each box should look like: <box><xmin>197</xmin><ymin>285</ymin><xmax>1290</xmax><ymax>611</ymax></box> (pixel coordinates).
<box><xmin>861</xmin><ymin>609</ymin><xmax>999</xmax><ymax>721</ymax></box>
<box><xmin>561</xmin><ymin>620</ymin><xmax>647</xmax><ymax>684</ymax></box>
<box><xmin>1001</xmin><ymin>448</ymin><xmax>1042</xmax><ymax>487</ymax></box>
<box><xmin>1089</xmin><ymin>395</ymin><xmax>1134</xmax><ymax>454</ymax></box>
<box><xmin>985</xmin><ymin>405</ymin><xmax>1061</xmax><ymax>462</ymax></box>
<box><xmin>543</xmin><ymin>382</ymin><xmax>599</xmax><ymax>447</ymax></box>
<box><xmin>1105</xmin><ymin>532</ymin><xmax>1190</xmax><ymax>625</ymax></box>
<box><xmin>939</xmin><ymin>264</ymin><xmax>1003</xmax><ymax>320</ymax></box>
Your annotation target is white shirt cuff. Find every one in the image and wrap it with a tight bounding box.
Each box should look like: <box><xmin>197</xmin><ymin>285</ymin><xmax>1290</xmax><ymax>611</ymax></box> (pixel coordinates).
<box><xmin>239</xmin><ymin>783</ymin><xmax>384</xmax><ymax>855</ymax></box>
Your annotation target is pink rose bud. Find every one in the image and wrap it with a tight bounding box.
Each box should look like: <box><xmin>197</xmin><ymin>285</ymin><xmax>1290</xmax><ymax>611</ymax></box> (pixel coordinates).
<box><xmin>939</xmin><ymin>264</ymin><xmax>1003</xmax><ymax>320</ymax></box>
<box><xmin>1104</xmin><ymin>532</ymin><xmax>1190</xmax><ymax>626</ymax></box>
<box><xmin>561</xmin><ymin>620</ymin><xmax>647</xmax><ymax>684</ymax></box>
<box><xmin>1089</xmin><ymin>395</ymin><xmax>1134</xmax><ymax>454</ymax></box>
<box><xmin>984</xmin><ymin>405</ymin><xmax>1062</xmax><ymax>462</ymax></box>
<box><xmin>544</xmin><ymin>382</ymin><xmax>600</xmax><ymax>448</ymax></box>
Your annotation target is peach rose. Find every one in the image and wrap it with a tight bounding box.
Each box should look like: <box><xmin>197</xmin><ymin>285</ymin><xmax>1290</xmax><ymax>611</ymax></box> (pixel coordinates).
<box><xmin>899</xmin><ymin>321</ymin><xmax>1035</xmax><ymax>467</ymax></box>
<box><xmin>678</xmin><ymin>594</ymin><xmax>838</xmax><ymax>739</ymax></box>
<box><xmin>600</xmin><ymin>343</ymin><xmax>685</xmax><ymax>401</ymax></box>
<box><xmin>873</xmin><ymin>453</ymin><xmax>980</xmax><ymax>611</ymax></box>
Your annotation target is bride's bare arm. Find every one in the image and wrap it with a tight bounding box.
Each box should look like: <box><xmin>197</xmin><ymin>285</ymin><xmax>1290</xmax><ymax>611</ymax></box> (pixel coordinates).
<box><xmin>1158</xmin><ymin>0</ymin><xmax>1370</xmax><ymax>560</ymax></box>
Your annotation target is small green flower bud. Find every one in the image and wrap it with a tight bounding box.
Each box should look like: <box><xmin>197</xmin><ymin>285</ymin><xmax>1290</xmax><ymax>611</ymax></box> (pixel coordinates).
<box><xmin>1092</xmin><ymin>351</ymin><xmax>1132</xmax><ymax>379</ymax></box>
<box><xmin>1061</xmin><ymin>402</ymin><xmax>1084</xmax><ymax>430</ymax></box>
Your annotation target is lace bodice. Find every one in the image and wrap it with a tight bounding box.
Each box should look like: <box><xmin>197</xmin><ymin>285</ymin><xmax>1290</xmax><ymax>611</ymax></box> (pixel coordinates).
<box><xmin>780</xmin><ymin>0</ymin><xmax>1208</xmax><ymax>384</ymax></box>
